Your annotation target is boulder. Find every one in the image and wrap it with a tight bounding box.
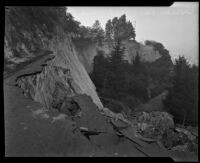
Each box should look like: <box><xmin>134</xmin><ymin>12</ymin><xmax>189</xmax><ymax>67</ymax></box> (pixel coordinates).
<box><xmin>175</xmin><ymin>127</ymin><xmax>197</xmax><ymax>141</ymax></box>
<box><xmin>136</xmin><ymin>111</ymin><xmax>174</xmax><ymax>139</ymax></box>
<box><xmin>171</xmin><ymin>144</ymin><xmax>188</xmax><ymax>152</ymax></box>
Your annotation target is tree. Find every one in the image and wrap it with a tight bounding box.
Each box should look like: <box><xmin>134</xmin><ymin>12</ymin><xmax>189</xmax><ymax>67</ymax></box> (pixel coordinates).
<box><xmin>78</xmin><ymin>26</ymin><xmax>92</xmax><ymax>39</ymax></box>
<box><xmin>129</xmin><ymin>52</ymin><xmax>149</xmax><ymax>101</ymax></box>
<box><xmin>145</xmin><ymin>40</ymin><xmax>170</xmax><ymax>57</ymax></box>
<box><xmin>63</xmin><ymin>12</ymin><xmax>80</xmax><ymax>33</ymax></box>
<box><xmin>117</xmin><ymin>15</ymin><xmax>135</xmax><ymax>40</ymax></box>
<box><xmin>117</xmin><ymin>14</ymin><xmax>126</xmax><ymax>40</ymax></box>
<box><xmin>105</xmin><ymin>14</ymin><xmax>136</xmax><ymax>41</ymax></box>
<box><xmin>105</xmin><ymin>19</ymin><xmax>113</xmax><ymax>42</ymax></box>
<box><xmin>109</xmin><ymin>39</ymin><xmax>125</xmax><ymax>74</ymax></box>
<box><xmin>90</xmin><ymin>50</ymin><xmax>110</xmax><ymax>92</ymax></box>
<box><xmin>107</xmin><ymin>39</ymin><xmax>126</xmax><ymax>98</ymax></box>
<box><xmin>127</xmin><ymin>21</ymin><xmax>136</xmax><ymax>40</ymax></box>
<box><xmin>163</xmin><ymin>56</ymin><xmax>198</xmax><ymax>126</ymax></box>
<box><xmin>91</xmin><ymin>20</ymin><xmax>104</xmax><ymax>45</ymax></box>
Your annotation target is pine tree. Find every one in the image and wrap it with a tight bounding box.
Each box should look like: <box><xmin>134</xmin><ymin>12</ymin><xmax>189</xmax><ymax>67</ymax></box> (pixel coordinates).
<box><xmin>91</xmin><ymin>20</ymin><xmax>104</xmax><ymax>45</ymax></box>
<box><xmin>129</xmin><ymin>51</ymin><xmax>149</xmax><ymax>101</ymax></box>
<box><xmin>127</xmin><ymin>21</ymin><xmax>136</xmax><ymax>40</ymax></box>
<box><xmin>105</xmin><ymin>14</ymin><xmax>136</xmax><ymax>41</ymax></box>
<box><xmin>163</xmin><ymin>56</ymin><xmax>198</xmax><ymax>126</ymax></box>
<box><xmin>109</xmin><ymin>39</ymin><xmax>125</xmax><ymax>73</ymax></box>
<box><xmin>90</xmin><ymin>50</ymin><xmax>109</xmax><ymax>90</ymax></box>
<box><xmin>107</xmin><ymin>39</ymin><xmax>126</xmax><ymax>98</ymax></box>
<box><xmin>105</xmin><ymin>19</ymin><xmax>113</xmax><ymax>42</ymax></box>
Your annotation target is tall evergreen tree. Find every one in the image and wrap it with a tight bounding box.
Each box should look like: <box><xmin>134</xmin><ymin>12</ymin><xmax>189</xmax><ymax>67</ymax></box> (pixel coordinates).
<box><xmin>129</xmin><ymin>51</ymin><xmax>149</xmax><ymax>101</ymax></box>
<box><xmin>163</xmin><ymin>56</ymin><xmax>198</xmax><ymax>126</ymax></box>
<box><xmin>107</xmin><ymin>39</ymin><xmax>126</xmax><ymax>98</ymax></box>
<box><xmin>105</xmin><ymin>19</ymin><xmax>113</xmax><ymax>41</ymax></box>
<box><xmin>105</xmin><ymin>14</ymin><xmax>136</xmax><ymax>41</ymax></box>
<box><xmin>91</xmin><ymin>20</ymin><xmax>104</xmax><ymax>45</ymax></box>
<box><xmin>109</xmin><ymin>40</ymin><xmax>125</xmax><ymax>73</ymax></box>
<box><xmin>90</xmin><ymin>50</ymin><xmax>109</xmax><ymax>91</ymax></box>
<box><xmin>127</xmin><ymin>21</ymin><xmax>136</xmax><ymax>40</ymax></box>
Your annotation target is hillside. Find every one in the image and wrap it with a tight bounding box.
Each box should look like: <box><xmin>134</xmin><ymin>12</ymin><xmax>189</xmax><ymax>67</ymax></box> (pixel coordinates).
<box><xmin>136</xmin><ymin>91</ymin><xmax>168</xmax><ymax>112</ymax></box>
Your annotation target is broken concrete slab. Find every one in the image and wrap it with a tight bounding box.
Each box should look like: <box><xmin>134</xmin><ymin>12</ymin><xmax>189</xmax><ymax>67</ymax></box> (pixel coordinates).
<box><xmin>70</xmin><ymin>94</ymin><xmax>171</xmax><ymax>157</ymax></box>
<box><xmin>72</xmin><ymin>94</ymin><xmax>114</xmax><ymax>133</ymax></box>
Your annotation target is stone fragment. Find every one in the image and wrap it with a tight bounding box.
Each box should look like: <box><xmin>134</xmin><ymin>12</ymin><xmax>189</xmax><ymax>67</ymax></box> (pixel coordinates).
<box><xmin>175</xmin><ymin>127</ymin><xmax>196</xmax><ymax>141</ymax></box>
<box><xmin>51</xmin><ymin>113</ymin><xmax>67</xmax><ymax>123</ymax></box>
<box><xmin>136</xmin><ymin>111</ymin><xmax>174</xmax><ymax>139</ymax></box>
<box><xmin>171</xmin><ymin>144</ymin><xmax>188</xmax><ymax>152</ymax></box>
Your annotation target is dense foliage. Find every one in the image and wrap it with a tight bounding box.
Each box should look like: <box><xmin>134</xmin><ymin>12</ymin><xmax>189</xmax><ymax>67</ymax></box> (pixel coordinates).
<box><xmin>76</xmin><ymin>20</ymin><xmax>104</xmax><ymax>45</ymax></box>
<box><xmin>142</xmin><ymin>41</ymin><xmax>173</xmax><ymax>97</ymax></box>
<box><xmin>91</xmin><ymin>40</ymin><xmax>127</xmax><ymax>99</ymax></box>
<box><xmin>90</xmin><ymin>20</ymin><xmax>105</xmax><ymax>45</ymax></box>
<box><xmin>105</xmin><ymin>14</ymin><xmax>136</xmax><ymax>41</ymax></box>
<box><xmin>145</xmin><ymin>40</ymin><xmax>170</xmax><ymax>57</ymax></box>
<box><xmin>5</xmin><ymin>6</ymin><xmax>81</xmax><ymax>58</ymax></box>
<box><xmin>91</xmin><ymin>40</ymin><xmax>151</xmax><ymax>113</ymax></box>
<box><xmin>91</xmin><ymin>43</ymin><xmax>198</xmax><ymax>126</ymax></box>
<box><xmin>76</xmin><ymin>14</ymin><xmax>136</xmax><ymax>43</ymax></box>
<box><xmin>163</xmin><ymin>56</ymin><xmax>198</xmax><ymax>126</ymax></box>
<box><xmin>7</xmin><ymin>7</ymin><xmax>80</xmax><ymax>34</ymax></box>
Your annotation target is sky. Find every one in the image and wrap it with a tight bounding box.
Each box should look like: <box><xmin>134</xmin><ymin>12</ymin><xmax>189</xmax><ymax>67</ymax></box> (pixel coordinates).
<box><xmin>67</xmin><ymin>2</ymin><xmax>199</xmax><ymax>65</ymax></box>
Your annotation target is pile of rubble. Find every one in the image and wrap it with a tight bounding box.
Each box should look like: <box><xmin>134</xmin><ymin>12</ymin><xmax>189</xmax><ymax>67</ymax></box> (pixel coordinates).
<box><xmin>135</xmin><ymin>111</ymin><xmax>198</xmax><ymax>153</ymax></box>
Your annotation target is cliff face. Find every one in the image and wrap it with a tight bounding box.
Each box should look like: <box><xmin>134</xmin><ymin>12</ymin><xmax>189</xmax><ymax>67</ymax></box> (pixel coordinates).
<box><xmin>4</xmin><ymin>7</ymin><xmax>103</xmax><ymax>109</ymax></box>
<box><xmin>16</xmin><ymin>34</ymin><xmax>103</xmax><ymax>109</ymax></box>
<box><xmin>73</xmin><ymin>39</ymin><xmax>98</xmax><ymax>73</ymax></box>
<box><xmin>73</xmin><ymin>39</ymin><xmax>163</xmax><ymax>74</ymax></box>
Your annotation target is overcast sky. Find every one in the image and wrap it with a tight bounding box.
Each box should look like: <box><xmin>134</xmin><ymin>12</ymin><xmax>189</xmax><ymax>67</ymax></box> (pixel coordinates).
<box><xmin>67</xmin><ymin>2</ymin><xmax>199</xmax><ymax>65</ymax></box>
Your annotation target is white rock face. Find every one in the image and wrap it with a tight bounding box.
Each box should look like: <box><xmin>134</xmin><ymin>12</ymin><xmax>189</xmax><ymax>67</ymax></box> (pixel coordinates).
<box><xmin>75</xmin><ymin>40</ymin><xmax>162</xmax><ymax>73</ymax></box>
<box><xmin>49</xmin><ymin>33</ymin><xmax>103</xmax><ymax>108</ymax></box>
<box><xmin>138</xmin><ymin>44</ymin><xmax>161</xmax><ymax>62</ymax></box>
<box><xmin>16</xmin><ymin>31</ymin><xmax>103</xmax><ymax>110</ymax></box>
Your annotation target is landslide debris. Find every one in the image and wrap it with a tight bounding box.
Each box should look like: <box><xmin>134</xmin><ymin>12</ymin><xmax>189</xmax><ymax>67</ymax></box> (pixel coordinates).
<box><xmin>134</xmin><ymin>111</ymin><xmax>198</xmax><ymax>154</ymax></box>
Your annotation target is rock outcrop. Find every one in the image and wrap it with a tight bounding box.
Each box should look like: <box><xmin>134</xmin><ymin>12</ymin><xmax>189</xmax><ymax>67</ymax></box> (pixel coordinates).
<box><xmin>74</xmin><ymin>39</ymin><xmax>163</xmax><ymax>73</ymax></box>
